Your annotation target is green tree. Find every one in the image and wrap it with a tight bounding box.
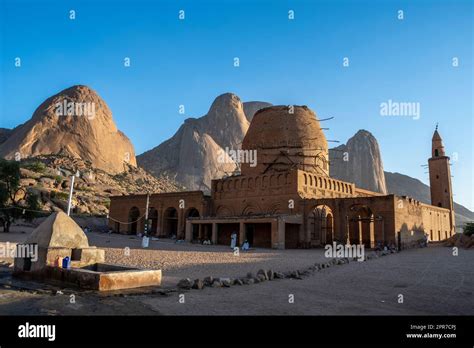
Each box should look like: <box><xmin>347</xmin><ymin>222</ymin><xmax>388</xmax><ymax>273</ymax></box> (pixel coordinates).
<box><xmin>463</xmin><ymin>222</ymin><xmax>474</xmax><ymax>237</ymax></box>
<box><xmin>24</xmin><ymin>193</ymin><xmax>41</xmax><ymax>222</ymax></box>
<box><xmin>0</xmin><ymin>159</ymin><xmax>22</xmax><ymax>232</ymax></box>
<box><xmin>0</xmin><ymin>159</ymin><xmax>42</xmax><ymax>231</ymax></box>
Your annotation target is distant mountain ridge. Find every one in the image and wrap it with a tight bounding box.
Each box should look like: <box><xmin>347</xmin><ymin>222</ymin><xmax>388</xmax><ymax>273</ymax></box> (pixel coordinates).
<box><xmin>384</xmin><ymin>171</ymin><xmax>473</xmax><ymax>226</ymax></box>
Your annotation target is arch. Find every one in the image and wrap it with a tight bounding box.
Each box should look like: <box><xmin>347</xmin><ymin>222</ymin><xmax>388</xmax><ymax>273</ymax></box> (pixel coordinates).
<box><xmin>309</xmin><ymin>175</ymin><xmax>313</xmax><ymax>186</ymax></box>
<box><xmin>185</xmin><ymin>207</ymin><xmax>200</xmax><ymax>241</ymax></box>
<box><xmin>319</xmin><ymin>177</ymin><xmax>323</xmax><ymax>188</ymax></box>
<box><xmin>185</xmin><ymin>207</ymin><xmax>200</xmax><ymax>218</ymax></box>
<box><xmin>163</xmin><ymin>207</ymin><xmax>178</xmax><ymax>238</ymax></box>
<box><xmin>268</xmin><ymin>203</ymin><xmax>283</xmax><ymax>215</ymax></box>
<box><xmin>326</xmin><ymin>213</ymin><xmax>334</xmax><ymax>244</ymax></box>
<box><xmin>128</xmin><ymin>206</ymin><xmax>140</xmax><ymax>235</ymax></box>
<box><xmin>348</xmin><ymin>204</ymin><xmax>374</xmax><ymax>247</ymax></box>
<box><xmin>304</xmin><ymin>173</ymin><xmax>308</xmax><ymax>185</ymax></box>
<box><xmin>337</xmin><ymin>182</ymin><xmax>340</xmax><ymax>192</ymax></box>
<box><xmin>216</xmin><ymin>205</ymin><xmax>233</xmax><ymax>217</ymax></box>
<box><xmin>242</xmin><ymin>204</ymin><xmax>261</xmax><ymax>216</ymax></box>
<box><xmin>324</xmin><ymin>178</ymin><xmax>328</xmax><ymax>189</ymax></box>
<box><xmin>147</xmin><ymin>207</ymin><xmax>158</xmax><ymax>235</ymax></box>
<box><xmin>262</xmin><ymin>175</ymin><xmax>268</xmax><ymax>188</ymax></box>
<box><xmin>308</xmin><ymin>205</ymin><xmax>334</xmax><ymax>246</ymax></box>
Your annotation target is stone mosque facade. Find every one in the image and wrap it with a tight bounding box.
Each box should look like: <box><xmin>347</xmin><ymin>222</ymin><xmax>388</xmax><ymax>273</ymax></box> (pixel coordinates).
<box><xmin>108</xmin><ymin>106</ymin><xmax>455</xmax><ymax>249</ymax></box>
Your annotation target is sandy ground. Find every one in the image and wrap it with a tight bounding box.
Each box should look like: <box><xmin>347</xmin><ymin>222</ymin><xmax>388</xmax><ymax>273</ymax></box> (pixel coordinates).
<box><xmin>1</xmin><ymin>228</ymin><xmax>336</xmax><ymax>287</ymax></box>
<box><xmin>0</xmin><ymin>227</ymin><xmax>473</xmax><ymax>315</ymax></box>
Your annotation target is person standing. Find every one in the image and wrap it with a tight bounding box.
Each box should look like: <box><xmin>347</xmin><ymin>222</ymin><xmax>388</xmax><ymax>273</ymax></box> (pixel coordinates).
<box><xmin>230</xmin><ymin>231</ymin><xmax>237</xmax><ymax>249</ymax></box>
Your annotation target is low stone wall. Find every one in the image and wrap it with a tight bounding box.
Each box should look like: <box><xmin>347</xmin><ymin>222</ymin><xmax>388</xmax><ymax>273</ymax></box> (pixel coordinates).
<box><xmin>176</xmin><ymin>248</ymin><xmax>399</xmax><ymax>290</ymax></box>
<box><xmin>14</xmin><ymin>264</ymin><xmax>162</xmax><ymax>291</ymax></box>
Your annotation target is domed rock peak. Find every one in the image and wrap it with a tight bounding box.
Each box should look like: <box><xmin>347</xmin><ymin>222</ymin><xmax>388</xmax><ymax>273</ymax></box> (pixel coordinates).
<box><xmin>0</xmin><ymin>85</ymin><xmax>137</xmax><ymax>174</ymax></box>
<box><xmin>329</xmin><ymin>129</ymin><xmax>387</xmax><ymax>194</ymax></box>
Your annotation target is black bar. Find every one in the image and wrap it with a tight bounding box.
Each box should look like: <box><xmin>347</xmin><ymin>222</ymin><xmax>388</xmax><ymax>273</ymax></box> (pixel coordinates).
<box><xmin>0</xmin><ymin>315</ymin><xmax>471</xmax><ymax>346</ymax></box>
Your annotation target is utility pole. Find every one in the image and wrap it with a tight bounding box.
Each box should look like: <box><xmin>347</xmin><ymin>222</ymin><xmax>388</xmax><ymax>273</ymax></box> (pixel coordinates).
<box><xmin>141</xmin><ymin>193</ymin><xmax>151</xmax><ymax>248</ymax></box>
<box><xmin>66</xmin><ymin>175</ymin><xmax>75</xmax><ymax>216</ymax></box>
<box><xmin>144</xmin><ymin>193</ymin><xmax>150</xmax><ymax>234</ymax></box>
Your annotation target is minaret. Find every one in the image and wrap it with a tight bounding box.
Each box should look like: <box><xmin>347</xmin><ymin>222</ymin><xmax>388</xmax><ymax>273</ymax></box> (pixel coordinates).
<box><xmin>428</xmin><ymin>125</ymin><xmax>455</xmax><ymax>233</ymax></box>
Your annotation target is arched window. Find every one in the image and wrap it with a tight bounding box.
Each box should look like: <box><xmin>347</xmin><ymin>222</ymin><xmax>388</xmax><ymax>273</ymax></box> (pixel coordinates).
<box><xmin>435</xmin><ymin>149</ymin><xmax>439</xmax><ymax>157</ymax></box>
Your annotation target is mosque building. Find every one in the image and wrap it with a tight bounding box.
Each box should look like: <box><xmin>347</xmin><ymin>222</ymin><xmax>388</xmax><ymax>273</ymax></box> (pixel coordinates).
<box><xmin>108</xmin><ymin>106</ymin><xmax>455</xmax><ymax>249</ymax></box>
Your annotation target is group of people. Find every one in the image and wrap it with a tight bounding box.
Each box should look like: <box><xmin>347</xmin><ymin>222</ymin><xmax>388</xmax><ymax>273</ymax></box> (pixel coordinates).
<box><xmin>230</xmin><ymin>232</ymin><xmax>250</xmax><ymax>251</ymax></box>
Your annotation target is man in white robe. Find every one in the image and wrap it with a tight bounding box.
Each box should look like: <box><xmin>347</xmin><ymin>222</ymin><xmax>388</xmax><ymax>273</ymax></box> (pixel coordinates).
<box><xmin>230</xmin><ymin>232</ymin><xmax>237</xmax><ymax>249</ymax></box>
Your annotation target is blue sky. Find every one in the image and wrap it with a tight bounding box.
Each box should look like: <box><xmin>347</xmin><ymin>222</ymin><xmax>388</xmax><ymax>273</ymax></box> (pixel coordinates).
<box><xmin>0</xmin><ymin>0</ymin><xmax>472</xmax><ymax>209</ymax></box>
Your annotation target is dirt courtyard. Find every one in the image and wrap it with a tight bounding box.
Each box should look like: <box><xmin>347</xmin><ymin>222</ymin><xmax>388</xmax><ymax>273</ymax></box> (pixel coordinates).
<box><xmin>0</xmin><ymin>227</ymin><xmax>472</xmax><ymax>315</ymax></box>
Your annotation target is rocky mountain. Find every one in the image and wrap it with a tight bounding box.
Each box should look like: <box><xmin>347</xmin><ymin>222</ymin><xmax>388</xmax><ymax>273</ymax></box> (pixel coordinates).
<box><xmin>0</xmin><ymin>128</ymin><xmax>12</xmax><ymax>144</ymax></box>
<box><xmin>329</xmin><ymin>130</ymin><xmax>387</xmax><ymax>194</ymax></box>
<box><xmin>385</xmin><ymin>171</ymin><xmax>473</xmax><ymax>227</ymax></box>
<box><xmin>0</xmin><ymin>85</ymin><xmax>137</xmax><ymax>174</ymax></box>
<box><xmin>243</xmin><ymin>101</ymin><xmax>273</xmax><ymax>121</ymax></box>
<box><xmin>16</xmin><ymin>155</ymin><xmax>179</xmax><ymax>216</ymax></box>
<box><xmin>137</xmin><ymin>93</ymin><xmax>272</xmax><ymax>191</ymax></box>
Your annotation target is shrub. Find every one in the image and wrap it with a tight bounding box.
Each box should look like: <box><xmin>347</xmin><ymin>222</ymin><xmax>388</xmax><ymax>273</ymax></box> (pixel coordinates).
<box><xmin>23</xmin><ymin>161</ymin><xmax>46</xmax><ymax>173</ymax></box>
<box><xmin>463</xmin><ymin>222</ymin><xmax>474</xmax><ymax>237</ymax></box>
<box><xmin>50</xmin><ymin>191</ymin><xmax>69</xmax><ymax>200</ymax></box>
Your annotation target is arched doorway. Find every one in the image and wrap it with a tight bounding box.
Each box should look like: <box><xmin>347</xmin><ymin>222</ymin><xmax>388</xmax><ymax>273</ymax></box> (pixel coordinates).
<box><xmin>128</xmin><ymin>206</ymin><xmax>140</xmax><ymax>235</ymax></box>
<box><xmin>348</xmin><ymin>204</ymin><xmax>374</xmax><ymax>248</ymax></box>
<box><xmin>147</xmin><ymin>207</ymin><xmax>158</xmax><ymax>235</ymax></box>
<box><xmin>326</xmin><ymin>213</ymin><xmax>334</xmax><ymax>244</ymax></box>
<box><xmin>163</xmin><ymin>207</ymin><xmax>178</xmax><ymax>238</ymax></box>
<box><xmin>185</xmin><ymin>208</ymin><xmax>200</xmax><ymax>240</ymax></box>
<box><xmin>186</xmin><ymin>208</ymin><xmax>200</xmax><ymax>218</ymax></box>
<box><xmin>309</xmin><ymin>205</ymin><xmax>334</xmax><ymax>246</ymax></box>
